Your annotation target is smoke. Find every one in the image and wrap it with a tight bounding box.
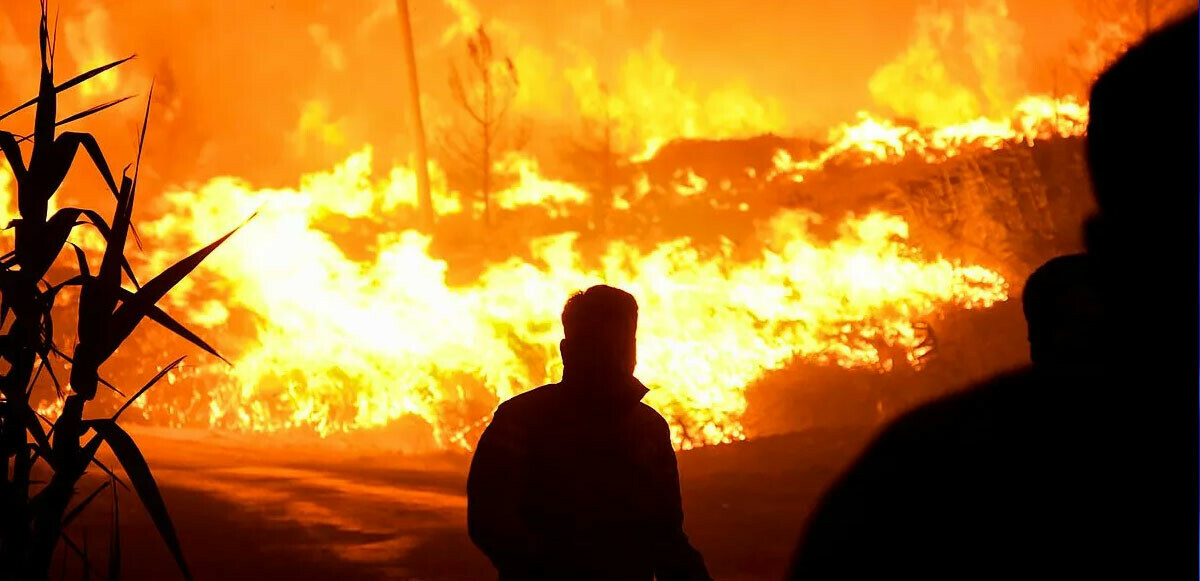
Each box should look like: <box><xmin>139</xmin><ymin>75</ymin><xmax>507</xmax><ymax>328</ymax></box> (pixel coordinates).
<box><xmin>868</xmin><ymin>0</ymin><xmax>1025</xmax><ymax>126</ymax></box>
<box><xmin>964</xmin><ymin>0</ymin><xmax>1025</xmax><ymax>116</ymax></box>
<box><xmin>0</xmin><ymin>1</ymin><xmax>1102</xmax><ymax>198</ymax></box>
<box><xmin>868</xmin><ymin>5</ymin><xmax>981</xmax><ymax>125</ymax></box>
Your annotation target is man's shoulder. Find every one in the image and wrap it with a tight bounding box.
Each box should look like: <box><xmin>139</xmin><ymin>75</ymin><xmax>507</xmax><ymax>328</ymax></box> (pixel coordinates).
<box><xmin>861</xmin><ymin>367</ymin><xmax>1036</xmax><ymax>458</ymax></box>
<box><xmin>901</xmin><ymin>367</ymin><xmax>1032</xmax><ymax>426</ymax></box>
<box><xmin>626</xmin><ymin>401</ymin><xmax>671</xmax><ymax>436</ymax></box>
<box><xmin>631</xmin><ymin>401</ymin><xmax>668</xmax><ymax>422</ymax></box>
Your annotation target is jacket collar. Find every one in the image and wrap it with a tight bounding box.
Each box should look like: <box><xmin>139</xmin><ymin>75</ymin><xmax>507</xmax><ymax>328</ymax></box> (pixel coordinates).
<box><xmin>561</xmin><ymin>372</ymin><xmax>648</xmax><ymax>407</ymax></box>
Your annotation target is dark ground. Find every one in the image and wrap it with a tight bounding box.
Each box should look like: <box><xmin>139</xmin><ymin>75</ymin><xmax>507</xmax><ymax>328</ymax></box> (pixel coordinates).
<box><xmin>60</xmin><ymin>425</ymin><xmax>877</xmax><ymax>581</ymax></box>
<box><xmin>60</xmin><ymin>279</ymin><xmax>1036</xmax><ymax>581</ymax></box>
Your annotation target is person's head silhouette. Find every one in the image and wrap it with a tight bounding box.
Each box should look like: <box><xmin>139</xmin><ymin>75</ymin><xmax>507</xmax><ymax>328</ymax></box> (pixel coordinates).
<box><xmin>1022</xmin><ymin>254</ymin><xmax>1103</xmax><ymax>371</ymax></box>
<box><xmin>1082</xmin><ymin>11</ymin><xmax>1197</xmax><ymax>360</ymax></box>
<box><xmin>560</xmin><ymin>285</ymin><xmax>638</xmax><ymax>382</ymax></box>
<box><xmin>1084</xmin><ymin>11</ymin><xmax>1198</xmax><ymax>279</ymax></box>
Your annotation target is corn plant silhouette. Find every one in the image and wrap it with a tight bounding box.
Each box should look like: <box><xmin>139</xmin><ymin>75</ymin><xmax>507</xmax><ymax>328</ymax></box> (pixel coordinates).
<box><xmin>0</xmin><ymin>4</ymin><xmax>249</xmax><ymax>579</ymax></box>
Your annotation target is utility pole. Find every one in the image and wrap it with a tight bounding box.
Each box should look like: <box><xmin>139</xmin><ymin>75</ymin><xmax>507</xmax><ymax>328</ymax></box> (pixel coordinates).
<box><xmin>397</xmin><ymin>0</ymin><xmax>435</xmax><ymax>227</ymax></box>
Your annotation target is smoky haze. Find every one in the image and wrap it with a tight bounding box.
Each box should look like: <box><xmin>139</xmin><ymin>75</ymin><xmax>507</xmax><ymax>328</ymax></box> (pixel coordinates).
<box><xmin>0</xmin><ymin>0</ymin><xmax>1096</xmax><ymax>191</ymax></box>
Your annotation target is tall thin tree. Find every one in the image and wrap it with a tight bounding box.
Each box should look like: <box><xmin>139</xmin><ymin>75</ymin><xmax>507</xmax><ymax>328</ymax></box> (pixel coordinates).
<box><xmin>396</xmin><ymin>0</ymin><xmax>435</xmax><ymax>227</ymax></box>
<box><xmin>443</xmin><ymin>26</ymin><xmax>519</xmax><ymax>225</ymax></box>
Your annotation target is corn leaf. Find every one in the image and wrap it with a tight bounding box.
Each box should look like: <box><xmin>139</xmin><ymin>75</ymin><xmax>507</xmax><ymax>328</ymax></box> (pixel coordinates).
<box><xmin>46</xmin><ymin>343</ymin><xmax>126</xmax><ymax>398</ymax></box>
<box><xmin>25</xmin><ymin>406</ymin><xmax>55</xmax><ymax>470</ymax></box>
<box><xmin>34</xmin><ymin>6</ymin><xmax>57</xmax><ymax>149</ymax></box>
<box><xmin>0</xmin><ymin>131</ymin><xmax>28</xmax><ymax>182</ymax></box>
<box><xmin>101</xmin><ymin>213</ymin><xmax>252</xmax><ymax>362</ymax></box>
<box><xmin>44</xmin><ymin>356</ymin><xmax>63</xmax><ymax>397</ymax></box>
<box><xmin>0</xmin><ymin>55</ymin><xmax>135</xmax><ymax>124</ymax></box>
<box><xmin>59</xmin><ymin>533</ymin><xmax>101</xmax><ymax>580</ymax></box>
<box><xmin>13</xmin><ymin>97</ymin><xmax>138</xmax><ymax>145</ymax></box>
<box><xmin>123</xmin><ymin>86</ymin><xmax>154</xmax><ymax>253</ymax></box>
<box><xmin>108</xmin><ymin>482</ymin><xmax>121</xmax><ymax>581</ymax></box>
<box><xmin>90</xmin><ymin>457</ymin><xmax>130</xmax><ymax>492</ymax></box>
<box><xmin>79</xmin><ymin>433</ymin><xmax>104</xmax><ymax>472</ymax></box>
<box><xmin>51</xmin><ymin>132</ymin><xmax>122</xmax><ymax>198</ymax></box>
<box><xmin>68</xmin><ymin>242</ymin><xmax>90</xmax><ymax>278</ymax></box>
<box><xmin>53</xmin><ymin>56</ymin><xmax>136</xmax><ymax>102</ymax></box>
<box><xmin>134</xmin><ymin>306</ymin><xmax>225</xmax><ymax>364</ymax></box>
<box><xmin>66</xmin><ymin>208</ymin><xmax>140</xmax><ymax>288</ymax></box>
<box><xmin>0</xmin><ymin>94</ymin><xmax>36</xmax><ymax>126</ymax></box>
<box><xmin>82</xmin><ymin>274</ymin><xmax>222</xmax><ymax>363</ymax></box>
<box><xmin>27</xmin><ymin>208</ymin><xmax>84</xmax><ymax>278</ymax></box>
<box><xmin>90</xmin><ymin>175</ymin><xmax>135</xmax><ymax>332</ymax></box>
<box><xmin>55</xmin><ymin>95</ymin><xmax>135</xmax><ymax>129</ymax></box>
<box><xmin>61</xmin><ymin>481</ymin><xmax>110</xmax><ymax>528</ymax></box>
<box><xmin>86</xmin><ymin>420</ymin><xmax>191</xmax><ymax>581</ymax></box>
<box><xmin>113</xmin><ymin>356</ymin><xmax>185</xmax><ymax>422</ymax></box>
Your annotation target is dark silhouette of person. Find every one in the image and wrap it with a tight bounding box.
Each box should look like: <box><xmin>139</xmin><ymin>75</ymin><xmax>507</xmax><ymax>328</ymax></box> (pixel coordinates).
<box><xmin>788</xmin><ymin>12</ymin><xmax>1197</xmax><ymax>579</ymax></box>
<box><xmin>467</xmin><ymin>285</ymin><xmax>711</xmax><ymax>581</ymax></box>
<box><xmin>1022</xmin><ymin>253</ymin><xmax>1104</xmax><ymax>373</ymax></box>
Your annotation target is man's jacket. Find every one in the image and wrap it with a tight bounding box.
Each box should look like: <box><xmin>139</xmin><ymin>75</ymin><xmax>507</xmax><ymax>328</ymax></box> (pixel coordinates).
<box><xmin>467</xmin><ymin>376</ymin><xmax>711</xmax><ymax>581</ymax></box>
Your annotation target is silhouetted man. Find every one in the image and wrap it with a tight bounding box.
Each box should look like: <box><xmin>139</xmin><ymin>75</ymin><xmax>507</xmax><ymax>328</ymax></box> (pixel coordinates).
<box><xmin>468</xmin><ymin>285</ymin><xmax>711</xmax><ymax>581</ymax></box>
<box><xmin>788</xmin><ymin>12</ymin><xmax>1196</xmax><ymax>579</ymax></box>
<box><xmin>1022</xmin><ymin>253</ymin><xmax>1104</xmax><ymax>373</ymax></box>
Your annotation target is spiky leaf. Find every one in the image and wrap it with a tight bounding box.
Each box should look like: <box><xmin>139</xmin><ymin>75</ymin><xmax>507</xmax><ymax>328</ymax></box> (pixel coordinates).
<box><xmin>61</xmin><ymin>481</ymin><xmax>110</xmax><ymax>528</ymax></box>
<box><xmin>112</xmin><ymin>356</ymin><xmax>185</xmax><ymax>421</ymax></box>
<box><xmin>108</xmin><ymin>482</ymin><xmax>120</xmax><ymax>581</ymax></box>
<box><xmin>0</xmin><ymin>130</ymin><xmax>28</xmax><ymax>182</ymax></box>
<box><xmin>86</xmin><ymin>420</ymin><xmax>191</xmax><ymax>581</ymax></box>
<box><xmin>101</xmin><ymin>213</ymin><xmax>251</xmax><ymax>362</ymax></box>
<box><xmin>0</xmin><ymin>55</ymin><xmax>135</xmax><ymax>124</ymax></box>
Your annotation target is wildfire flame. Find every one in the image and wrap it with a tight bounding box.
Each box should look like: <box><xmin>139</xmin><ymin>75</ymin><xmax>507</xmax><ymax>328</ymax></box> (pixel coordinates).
<box><xmin>128</xmin><ymin>143</ymin><xmax>1008</xmax><ymax>450</ymax></box>
<box><xmin>5</xmin><ymin>0</ymin><xmax>1157</xmax><ymax>452</ymax></box>
<box><xmin>2</xmin><ymin>64</ymin><xmax>1093</xmax><ymax>452</ymax></box>
<box><xmin>769</xmin><ymin>95</ymin><xmax>1088</xmax><ymax>182</ymax></box>
<box><xmin>127</xmin><ymin>85</ymin><xmax>1092</xmax><ymax>449</ymax></box>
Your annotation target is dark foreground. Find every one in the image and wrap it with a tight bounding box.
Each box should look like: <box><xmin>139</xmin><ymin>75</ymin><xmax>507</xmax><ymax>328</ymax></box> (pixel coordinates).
<box><xmin>65</xmin><ymin>426</ymin><xmax>876</xmax><ymax>581</ymax></box>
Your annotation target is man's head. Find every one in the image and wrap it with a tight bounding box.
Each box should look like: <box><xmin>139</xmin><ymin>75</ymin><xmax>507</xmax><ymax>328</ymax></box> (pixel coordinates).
<box><xmin>560</xmin><ymin>285</ymin><xmax>638</xmax><ymax>379</ymax></box>
<box><xmin>1084</xmin><ymin>12</ymin><xmax>1198</xmax><ymax>291</ymax></box>
<box><xmin>1022</xmin><ymin>254</ymin><xmax>1104</xmax><ymax>370</ymax></box>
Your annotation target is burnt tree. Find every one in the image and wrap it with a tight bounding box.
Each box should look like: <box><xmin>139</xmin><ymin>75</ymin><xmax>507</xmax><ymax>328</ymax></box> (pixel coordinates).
<box><xmin>396</xmin><ymin>0</ymin><xmax>436</xmax><ymax>227</ymax></box>
<box><xmin>443</xmin><ymin>26</ymin><xmax>519</xmax><ymax>225</ymax></box>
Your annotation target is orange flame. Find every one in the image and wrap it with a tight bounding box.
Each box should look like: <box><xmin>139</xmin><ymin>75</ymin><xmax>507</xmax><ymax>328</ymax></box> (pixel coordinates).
<box><xmin>134</xmin><ymin>154</ymin><xmax>1007</xmax><ymax>450</ymax></box>
<box><xmin>770</xmin><ymin>95</ymin><xmax>1087</xmax><ymax>181</ymax></box>
<box><xmin>6</xmin><ymin>0</ymin><xmax>1137</xmax><ymax>453</ymax></box>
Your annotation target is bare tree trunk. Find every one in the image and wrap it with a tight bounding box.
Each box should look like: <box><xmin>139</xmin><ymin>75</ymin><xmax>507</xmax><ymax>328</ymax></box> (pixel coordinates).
<box><xmin>482</xmin><ymin>129</ymin><xmax>491</xmax><ymax>225</ymax></box>
<box><xmin>396</xmin><ymin>0</ymin><xmax>435</xmax><ymax>227</ymax></box>
<box><xmin>482</xmin><ymin>60</ymin><xmax>493</xmax><ymax>226</ymax></box>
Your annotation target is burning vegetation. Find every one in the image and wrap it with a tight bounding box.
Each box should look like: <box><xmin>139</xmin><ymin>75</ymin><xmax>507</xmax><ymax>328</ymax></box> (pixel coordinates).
<box><xmin>2</xmin><ymin>0</ymin><xmax>1192</xmax><ymax>454</ymax></box>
